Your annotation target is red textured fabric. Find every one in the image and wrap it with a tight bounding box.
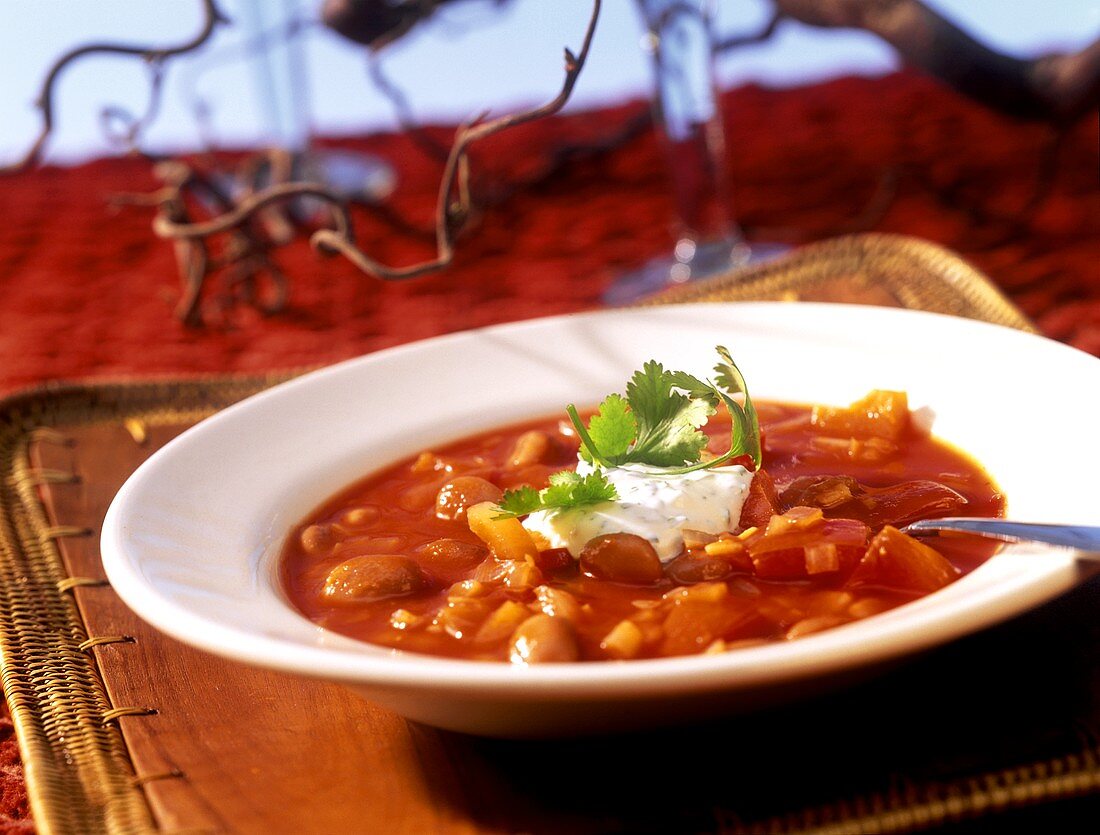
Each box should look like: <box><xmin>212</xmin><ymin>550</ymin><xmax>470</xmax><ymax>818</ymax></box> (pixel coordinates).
<box><xmin>0</xmin><ymin>72</ymin><xmax>1096</xmax><ymax>830</ymax></box>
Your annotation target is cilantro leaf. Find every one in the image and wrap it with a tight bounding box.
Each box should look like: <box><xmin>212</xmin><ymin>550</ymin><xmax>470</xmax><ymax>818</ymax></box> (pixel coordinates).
<box><xmin>495</xmin><ymin>485</ymin><xmax>543</xmax><ymax>517</ymax></box>
<box><xmin>577</xmin><ymin>393</ymin><xmax>636</xmax><ymax>465</ymax></box>
<box><xmin>713</xmin><ymin>344</ymin><xmax>761</xmax><ymax>468</ymax></box>
<box><xmin>626</xmin><ymin>360</ymin><xmax>715</xmax><ymax>466</ymax></box>
<box><xmin>567</xmin><ymin>346</ymin><xmax>762</xmax><ymax>474</ymax></box>
<box><xmin>495</xmin><ymin>469</ymin><xmax>618</xmax><ymax>518</ymax></box>
<box><xmin>543</xmin><ymin>470</ymin><xmax>619</xmax><ymax>508</ymax></box>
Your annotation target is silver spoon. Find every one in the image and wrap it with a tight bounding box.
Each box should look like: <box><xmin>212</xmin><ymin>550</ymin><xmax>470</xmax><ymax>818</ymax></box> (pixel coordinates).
<box><xmin>902</xmin><ymin>518</ymin><xmax>1100</xmax><ymax>559</ymax></box>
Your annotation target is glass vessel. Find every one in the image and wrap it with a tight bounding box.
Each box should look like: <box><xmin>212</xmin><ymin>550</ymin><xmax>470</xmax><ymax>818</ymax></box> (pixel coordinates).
<box><xmin>605</xmin><ymin>0</ymin><xmax>783</xmax><ymax>304</ymax></box>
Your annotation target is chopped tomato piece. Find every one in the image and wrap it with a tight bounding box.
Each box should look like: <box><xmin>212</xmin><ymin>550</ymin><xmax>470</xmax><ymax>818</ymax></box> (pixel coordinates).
<box><xmin>846</xmin><ymin>526</ymin><xmax>959</xmax><ymax>594</ymax></box>
<box><xmin>811</xmin><ymin>390</ymin><xmax>910</xmax><ymax>441</ymax></box>
<box><xmin>748</xmin><ymin>516</ymin><xmax>869</xmax><ymax>579</ymax></box>
<box><xmin>533</xmin><ymin>548</ymin><xmax>574</xmax><ymax>575</ymax></box>
<box><xmin>738</xmin><ymin>468</ymin><xmax>781</xmax><ymax>529</ymax></box>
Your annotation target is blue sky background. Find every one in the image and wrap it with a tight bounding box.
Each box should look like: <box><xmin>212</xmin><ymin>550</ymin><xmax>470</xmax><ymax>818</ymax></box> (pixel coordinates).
<box><xmin>2</xmin><ymin>0</ymin><xmax>1096</xmax><ymax>165</ymax></box>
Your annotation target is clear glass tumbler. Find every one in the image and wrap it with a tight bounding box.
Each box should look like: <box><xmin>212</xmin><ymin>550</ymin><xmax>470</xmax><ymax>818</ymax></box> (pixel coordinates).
<box><xmin>605</xmin><ymin>0</ymin><xmax>782</xmax><ymax>304</ymax></box>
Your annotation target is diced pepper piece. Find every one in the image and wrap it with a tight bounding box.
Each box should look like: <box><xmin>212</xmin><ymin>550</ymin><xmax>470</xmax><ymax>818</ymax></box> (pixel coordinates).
<box><xmin>749</xmin><ymin>518</ymin><xmax>869</xmax><ymax>580</ymax></box>
<box><xmin>661</xmin><ymin>600</ymin><xmax>738</xmax><ymax>657</ymax></box>
<box><xmin>765</xmin><ymin>505</ymin><xmax>824</xmax><ymax>535</ymax></box>
<box><xmin>846</xmin><ymin>526</ymin><xmax>960</xmax><ymax>594</ymax></box>
<box><xmin>533</xmin><ymin>547</ymin><xmax>574</xmax><ymax>575</ymax></box>
<box><xmin>600</xmin><ymin>620</ymin><xmax>644</xmax><ymax>660</ymax></box>
<box><xmin>738</xmin><ymin>469</ymin><xmax>781</xmax><ymax>529</ymax></box>
<box><xmin>811</xmin><ymin>390</ymin><xmax>910</xmax><ymax>441</ymax></box>
<box><xmin>804</xmin><ymin>542</ymin><xmax>840</xmax><ymax>574</ymax></box>
<box><xmin>467</xmin><ymin>502</ymin><xmax>540</xmax><ymax>563</ymax></box>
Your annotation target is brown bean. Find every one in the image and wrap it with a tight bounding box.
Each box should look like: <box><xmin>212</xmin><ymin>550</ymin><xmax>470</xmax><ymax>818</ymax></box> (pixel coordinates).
<box><xmin>580</xmin><ymin>533</ymin><xmax>664</xmax><ymax>585</ymax></box>
<box><xmin>507</xmin><ymin>430</ymin><xmax>551</xmax><ymax>468</ymax></box>
<box><xmin>323</xmin><ymin>555</ymin><xmax>426</xmax><ymax>603</ymax></box>
<box><xmin>335</xmin><ymin>536</ymin><xmax>407</xmax><ymax>557</ymax></box>
<box><xmin>299</xmin><ymin>524</ymin><xmax>334</xmax><ymax>556</ymax></box>
<box><xmin>533</xmin><ymin>585</ymin><xmax>582</xmax><ymax>623</ymax></box>
<box><xmin>418</xmin><ymin>538</ymin><xmax>488</xmax><ymax>570</ymax></box>
<box><xmin>435</xmin><ymin>476</ymin><xmax>504</xmax><ymax>521</ymax></box>
<box><xmin>508</xmin><ymin>614</ymin><xmax>579</xmax><ymax>664</ymax></box>
<box><xmin>339</xmin><ymin>507</ymin><xmax>381</xmax><ymax>529</ymax></box>
<box><xmin>666</xmin><ymin>552</ymin><xmax>733</xmax><ymax>584</ymax></box>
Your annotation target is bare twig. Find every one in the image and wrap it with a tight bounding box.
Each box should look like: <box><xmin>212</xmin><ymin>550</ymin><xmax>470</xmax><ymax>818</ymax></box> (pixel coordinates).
<box><xmin>156</xmin><ymin>0</ymin><xmax>603</xmax><ymax>283</ymax></box>
<box><xmin>2</xmin><ymin>0</ymin><xmax>228</xmax><ymax>173</ymax></box>
<box><xmin>152</xmin><ymin>180</ymin><xmax>353</xmax><ymax>243</ymax></box>
<box><xmin>768</xmin><ymin>0</ymin><xmax>1100</xmax><ymax>123</ymax></box>
<box><xmin>715</xmin><ymin>8</ymin><xmax>785</xmax><ymax>52</ymax></box>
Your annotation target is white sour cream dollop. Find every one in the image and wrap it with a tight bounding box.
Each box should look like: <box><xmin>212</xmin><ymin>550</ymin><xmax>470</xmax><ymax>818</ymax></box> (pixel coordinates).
<box><xmin>522</xmin><ymin>458</ymin><xmax>754</xmax><ymax>563</ymax></box>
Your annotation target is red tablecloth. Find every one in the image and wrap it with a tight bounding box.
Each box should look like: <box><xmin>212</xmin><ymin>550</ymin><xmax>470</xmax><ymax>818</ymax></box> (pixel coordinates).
<box><xmin>0</xmin><ymin>71</ymin><xmax>1097</xmax><ymax>831</ymax></box>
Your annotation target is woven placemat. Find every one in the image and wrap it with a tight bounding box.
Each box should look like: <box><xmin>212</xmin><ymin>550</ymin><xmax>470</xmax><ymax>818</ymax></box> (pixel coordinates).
<box><xmin>1</xmin><ymin>236</ymin><xmax>1096</xmax><ymax>834</ymax></box>
<box><xmin>643</xmin><ymin>233</ymin><xmax>1036</xmax><ymax>332</ymax></box>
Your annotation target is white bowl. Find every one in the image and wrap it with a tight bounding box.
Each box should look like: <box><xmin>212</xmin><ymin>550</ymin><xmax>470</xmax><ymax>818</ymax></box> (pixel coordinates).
<box><xmin>101</xmin><ymin>303</ymin><xmax>1100</xmax><ymax>737</ymax></box>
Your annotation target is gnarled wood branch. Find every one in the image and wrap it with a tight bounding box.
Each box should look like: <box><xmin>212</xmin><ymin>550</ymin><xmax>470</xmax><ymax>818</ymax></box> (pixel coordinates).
<box><xmin>770</xmin><ymin>0</ymin><xmax>1099</xmax><ymax>123</ymax></box>
<box><xmin>1</xmin><ymin>0</ymin><xmax>228</xmax><ymax>174</ymax></box>
<box><xmin>155</xmin><ymin>0</ymin><xmax>602</xmax><ymax>283</ymax></box>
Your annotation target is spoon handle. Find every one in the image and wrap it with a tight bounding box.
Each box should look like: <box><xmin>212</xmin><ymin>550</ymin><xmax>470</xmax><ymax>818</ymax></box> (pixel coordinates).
<box><xmin>903</xmin><ymin>518</ymin><xmax>1100</xmax><ymax>557</ymax></box>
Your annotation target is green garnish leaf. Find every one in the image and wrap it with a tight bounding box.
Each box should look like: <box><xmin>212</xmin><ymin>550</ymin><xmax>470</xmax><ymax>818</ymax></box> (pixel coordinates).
<box><xmin>543</xmin><ymin>470</ymin><xmax>619</xmax><ymax>508</ymax></box>
<box><xmin>577</xmin><ymin>393</ymin><xmax>636</xmax><ymax>465</ymax></box>
<box><xmin>498</xmin><ymin>347</ymin><xmax>761</xmax><ymax>519</ymax></box>
<box><xmin>625</xmin><ymin>361</ymin><xmax>715</xmax><ymax>467</ymax></box>
<box><xmin>569</xmin><ymin>346</ymin><xmax>762</xmax><ymax>473</ymax></box>
<box><xmin>713</xmin><ymin>344</ymin><xmax>761</xmax><ymax>469</ymax></box>
<box><xmin>495</xmin><ymin>469</ymin><xmax>618</xmax><ymax>518</ymax></box>
<box><xmin>494</xmin><ymin>485</ymin><xmax>543</xmax><ymax>517</ymax></box>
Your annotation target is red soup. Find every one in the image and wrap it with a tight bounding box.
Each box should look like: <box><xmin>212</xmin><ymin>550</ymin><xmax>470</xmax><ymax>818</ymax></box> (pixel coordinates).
<box><xmin>281</xmin><ymin>390</ymin><xmax>1004</xmax><ymax>663</ymax></box>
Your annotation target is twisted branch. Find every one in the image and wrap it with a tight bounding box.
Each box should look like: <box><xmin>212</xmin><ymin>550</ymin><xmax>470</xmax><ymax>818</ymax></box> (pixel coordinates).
<box><xmin>155</xmin><ymin>0</ymin><xmax>602</xmax><ymax>283</ymax></box>
<box><xmin>152</xmin><ymin>181</ymin><xmax>353</xmax><ymax>244</ymax></box>
<box><xmin>2</xmin><ymin>0</ymin><xmax>228</xmax><ymax>173</ymax></box>
<box><xmin>715</xmin><ymin>9</ymin><xmax>786</xmax><ymax>53</ymax></box>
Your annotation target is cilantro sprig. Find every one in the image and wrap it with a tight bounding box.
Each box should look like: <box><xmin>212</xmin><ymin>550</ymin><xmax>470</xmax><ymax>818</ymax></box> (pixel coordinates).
<box><xmin>495</xmin><ymin>469</ymin><xmax>618</xmax><ymax>518</ymax></box>
<box><xmin>568</xmin><ymin>345</ymin><xmax>760</xmax><ymax>475</ymax></box>
<box><xmin>495</xmin><ymin>346</ymin><xmax>761</xmax><ymax>518</ymax></box>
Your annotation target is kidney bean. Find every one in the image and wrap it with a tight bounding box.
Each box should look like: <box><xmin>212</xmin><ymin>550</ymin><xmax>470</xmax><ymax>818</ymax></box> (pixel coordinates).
<box><xmin>580</xmin><ymin>533</ymin><xmax>663</xmax><ymax>585</ymax></box>
<box><xmin>323</xmin><ymin>555</ymin><xmax>426</xmax><ymax>603</ymax></box>
<box><xmin>418</xmin><ymin>538</ymin><xmax>488</xmax><ymax>570</ymax></box>
<box><xmin>434</xmin><ymin>476</ymin><xmax>504</xmax><ymax>521</ymax></box>
<box><xmin>666</xmin><ymin>552</ymin><xmax>733</xmax><ymax>584</ymax></box>
<box><xmin>508</xmin><ymin>614</ymin><xmax>579</xmax><ymax>664</ymax></box>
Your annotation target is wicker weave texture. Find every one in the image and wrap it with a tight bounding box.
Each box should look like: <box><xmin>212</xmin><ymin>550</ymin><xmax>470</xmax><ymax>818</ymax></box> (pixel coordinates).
<box><xmin>0</xmin><ymin>378</ymin><xmax>287</xmax><ymax>834</ymax></box>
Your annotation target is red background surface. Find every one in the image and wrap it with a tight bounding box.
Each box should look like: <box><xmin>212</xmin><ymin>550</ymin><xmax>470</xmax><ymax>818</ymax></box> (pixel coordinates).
<box><xmin>0</xmin><ymin>72</ymin><xmax>1097</xmax><ymax>830</ymax></box>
